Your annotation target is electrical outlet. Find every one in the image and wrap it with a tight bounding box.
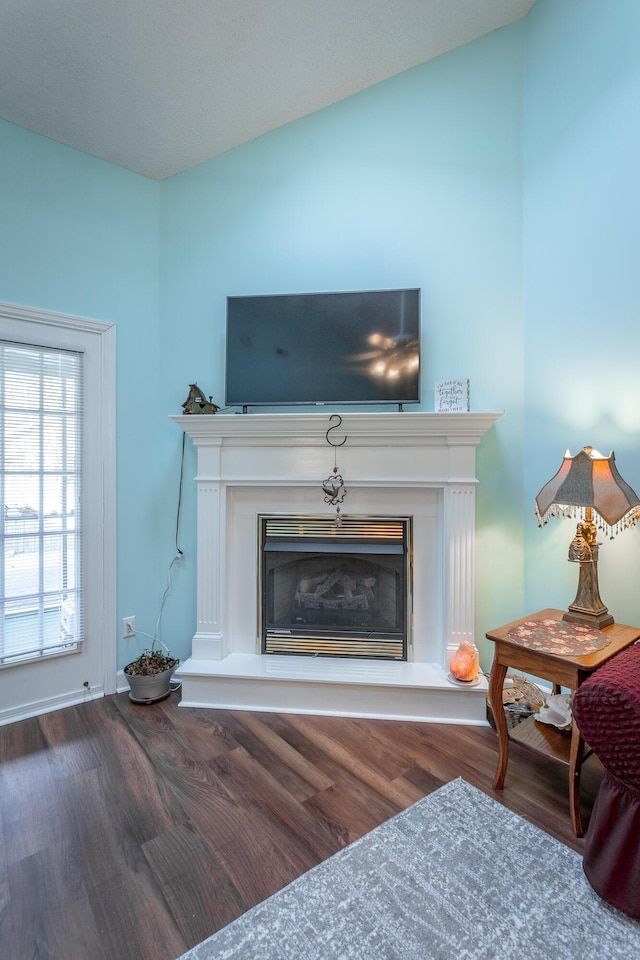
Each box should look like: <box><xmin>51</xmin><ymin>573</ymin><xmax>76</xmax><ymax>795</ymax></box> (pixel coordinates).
<box><xmin>122</xmin><ymin>616</ymin><xmax>136</xmax><ymax>638</ymax></box>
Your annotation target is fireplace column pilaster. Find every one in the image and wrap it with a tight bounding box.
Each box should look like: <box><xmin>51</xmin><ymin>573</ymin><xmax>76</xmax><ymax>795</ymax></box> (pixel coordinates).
<box><xmin>444</xmin><ymin>484</ymin><xmax>476</xmax><ymax>662</ymax></box>
<box><xmin>192</xmin><ymin>440</ymin><xmax>226</xmax><ymax>659</ymax></box>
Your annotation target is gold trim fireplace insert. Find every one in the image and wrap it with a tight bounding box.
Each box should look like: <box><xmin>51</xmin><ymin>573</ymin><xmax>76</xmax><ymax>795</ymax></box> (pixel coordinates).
<box><xmin>259</xmin><ymin>515</ymin><xmax>412</xmax><ymax>660</ymax></box>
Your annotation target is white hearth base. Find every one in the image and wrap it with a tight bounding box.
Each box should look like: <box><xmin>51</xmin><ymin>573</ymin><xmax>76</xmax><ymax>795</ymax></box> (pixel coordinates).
<box><xmin>177</xmin><ymin>654</ymin><xmax>489</xmax><ymax>724</ymax></box>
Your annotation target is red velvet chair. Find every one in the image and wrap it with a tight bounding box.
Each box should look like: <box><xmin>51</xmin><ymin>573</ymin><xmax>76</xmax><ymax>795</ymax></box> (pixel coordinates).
<box><xmin>572</xmin><ymin>642</ymin><xmax>640</xmax><ymax>920</ymax></box>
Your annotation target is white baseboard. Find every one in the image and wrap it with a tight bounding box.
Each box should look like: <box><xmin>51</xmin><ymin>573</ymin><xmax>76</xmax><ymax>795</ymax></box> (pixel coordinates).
<box><xmin>0</xmin><ymin>683</ymin><xmax>105</xmax><ymax>727</ymax></box>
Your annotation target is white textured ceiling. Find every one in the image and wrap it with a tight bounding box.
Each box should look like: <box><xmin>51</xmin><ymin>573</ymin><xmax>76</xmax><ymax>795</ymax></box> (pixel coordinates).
<box><xmin>0</xmin><ymin>0</ymin><xmax>536</xmax><ymax>180</ymax></box>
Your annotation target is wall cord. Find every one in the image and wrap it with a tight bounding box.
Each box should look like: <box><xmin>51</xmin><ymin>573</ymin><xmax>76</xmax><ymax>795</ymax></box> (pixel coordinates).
<box><xmin>148</xmin><ymin>432</ymin><xmax>187</xmax><ymax>690</ymax></box>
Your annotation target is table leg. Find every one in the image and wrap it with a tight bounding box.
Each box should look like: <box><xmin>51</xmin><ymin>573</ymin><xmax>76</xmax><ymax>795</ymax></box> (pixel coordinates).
<box><xmin>569</xmin><ymin>719</ymin><xmax>585</xmax><ymax>837</ymax></box>
<box><xmin>489</xmin><ymin>660</ymin><xmax>509</xmax><ymax>789</ymax></box>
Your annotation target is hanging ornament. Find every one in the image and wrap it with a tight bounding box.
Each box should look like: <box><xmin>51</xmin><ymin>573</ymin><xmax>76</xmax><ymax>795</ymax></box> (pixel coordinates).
<box><xmin>322</xmin><ymin>415</ymin><xmax>348</xmax><ymax>524</ymax></box>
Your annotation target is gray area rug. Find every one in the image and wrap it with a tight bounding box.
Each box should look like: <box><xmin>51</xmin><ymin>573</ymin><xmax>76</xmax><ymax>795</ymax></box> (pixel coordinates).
<box><xmin>177</xmin><ymin>778</ymin><xmax>640</xmax><ymax>960</ymax></box>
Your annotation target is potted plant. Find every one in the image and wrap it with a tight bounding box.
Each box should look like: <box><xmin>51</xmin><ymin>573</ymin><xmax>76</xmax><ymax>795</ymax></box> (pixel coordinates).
<box><xmin>124</xmin><ymin>639</ymin><xmax>179</xmax><ymax>704</ymax></box>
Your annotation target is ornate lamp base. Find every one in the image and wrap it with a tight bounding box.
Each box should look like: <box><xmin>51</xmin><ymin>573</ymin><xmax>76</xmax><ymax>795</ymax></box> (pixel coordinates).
<box><xmin>563</xmin><ymin>557</ymin><xmax>614</xmax><ymax>629</ymax></box>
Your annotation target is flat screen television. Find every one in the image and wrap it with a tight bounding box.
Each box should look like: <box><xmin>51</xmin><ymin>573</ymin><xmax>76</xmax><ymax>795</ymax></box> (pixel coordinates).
<box><xmin>225</xmin><ymin>288</ymin><xmax>420</xmax><ymax>408</ymax></box>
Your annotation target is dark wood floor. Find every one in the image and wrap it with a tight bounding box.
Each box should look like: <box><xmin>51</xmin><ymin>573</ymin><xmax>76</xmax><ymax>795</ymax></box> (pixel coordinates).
<box><xmin>0</xmin><ymin>690</ymin><xmax>603</xmax><ymax>960</ymax></box>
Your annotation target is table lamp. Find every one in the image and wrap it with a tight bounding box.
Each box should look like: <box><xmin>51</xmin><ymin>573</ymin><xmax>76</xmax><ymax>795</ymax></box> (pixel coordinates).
<box><xmin>535</xmin><ymin>446</ymin><xmax>640</xmax><ymax>628</ymax></box>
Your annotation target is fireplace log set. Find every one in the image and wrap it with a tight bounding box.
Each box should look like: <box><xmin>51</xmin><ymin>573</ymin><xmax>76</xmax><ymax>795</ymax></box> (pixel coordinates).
<box><xmin>295</xmin><ymin>569</ymin><xmax>377</xmax><ymax>611</ymax></box>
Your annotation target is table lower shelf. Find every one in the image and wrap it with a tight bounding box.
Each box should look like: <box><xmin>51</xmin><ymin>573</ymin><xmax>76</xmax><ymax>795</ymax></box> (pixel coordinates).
<box><xmin>509</xmin><ymin>714</ymin><xmax>573</xmax><ymax>764</ymax></box>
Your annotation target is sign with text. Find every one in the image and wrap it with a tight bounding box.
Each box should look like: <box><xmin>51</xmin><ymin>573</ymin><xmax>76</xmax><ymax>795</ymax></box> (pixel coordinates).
<box><xmin>435</xmin><ymin>379</ymin><xmax>470</xmax><ymax>412</ymax></box>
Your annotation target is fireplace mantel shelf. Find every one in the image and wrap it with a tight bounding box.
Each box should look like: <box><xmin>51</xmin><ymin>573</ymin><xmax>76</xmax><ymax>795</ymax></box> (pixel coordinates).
<box><xmin>171</xmin><ymin>410</ymin><xmax>502</xmax><ymax>445</ymax></box>
<box><xmin>173</xmin><ymin>409</ymin><xmax>501</xmax><ymax>724</ymax></box>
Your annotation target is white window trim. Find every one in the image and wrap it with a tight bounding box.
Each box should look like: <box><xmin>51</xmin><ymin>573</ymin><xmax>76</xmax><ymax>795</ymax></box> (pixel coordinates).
<box><xmin>0</xmin><ymin>301</ymin><xmax>116</xmax><ymax>718</ymax></box>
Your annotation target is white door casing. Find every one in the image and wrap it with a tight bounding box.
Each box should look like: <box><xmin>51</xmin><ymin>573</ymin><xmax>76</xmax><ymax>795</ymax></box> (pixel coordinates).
<box><xmin>0</xmin><ymin>301</ymin><xmax>116</xmax><ymax>725</ymax></box>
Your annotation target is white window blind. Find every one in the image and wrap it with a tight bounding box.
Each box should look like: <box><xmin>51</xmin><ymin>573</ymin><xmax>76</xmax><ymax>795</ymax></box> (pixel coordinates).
<box><xmin>0</xmin><ymin>340</ymin><xmax>84</xmax><ymax>666</ymax></box>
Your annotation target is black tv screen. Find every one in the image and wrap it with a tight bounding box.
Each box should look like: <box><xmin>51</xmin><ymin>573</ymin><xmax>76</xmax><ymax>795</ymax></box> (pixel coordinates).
<box><xmin>225</xmin><ymin>288</ymin><xmax>420</xmax><ymax>407</ymax></box>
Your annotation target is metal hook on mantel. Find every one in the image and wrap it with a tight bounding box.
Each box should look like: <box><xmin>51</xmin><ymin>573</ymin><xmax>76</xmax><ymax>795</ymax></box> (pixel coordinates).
<box><xmin>325</xmin><ymin>414</ymin><xmax>347</xmax><ymax>448</ymax></box>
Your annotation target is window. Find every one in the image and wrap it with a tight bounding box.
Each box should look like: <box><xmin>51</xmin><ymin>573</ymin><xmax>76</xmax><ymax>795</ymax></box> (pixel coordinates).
<box><xmin>0</xmin><ymin>341</ymin><xmax>84</xmax><ymax>665</ymax></box>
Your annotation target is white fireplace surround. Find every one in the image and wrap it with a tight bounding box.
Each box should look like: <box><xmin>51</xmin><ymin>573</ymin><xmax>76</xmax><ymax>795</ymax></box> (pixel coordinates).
<box><xmin>173</xmin><ymin>411</ymin><xmax>501</xmax><ymax>724</ymax></box>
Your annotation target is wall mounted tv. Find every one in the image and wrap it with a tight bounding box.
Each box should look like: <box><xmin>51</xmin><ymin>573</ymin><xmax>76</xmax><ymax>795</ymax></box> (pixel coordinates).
<box><xmin>225</xmin><ymin>288</ymin><xmax>420</xmax><ymax>408</ymax></box>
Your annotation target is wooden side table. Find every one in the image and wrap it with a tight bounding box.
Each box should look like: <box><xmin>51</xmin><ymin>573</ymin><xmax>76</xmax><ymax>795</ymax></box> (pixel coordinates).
<box><xmin>486</xmin><ymin>608</ymin><xmax>640</xmax><ymax>837</ymax></box>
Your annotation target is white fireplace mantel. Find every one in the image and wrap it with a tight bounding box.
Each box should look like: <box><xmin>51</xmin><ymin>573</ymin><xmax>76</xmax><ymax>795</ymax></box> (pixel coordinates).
<box><xmin>172</xmin><ymin>410</ymin><xmax>501</xmax><ymax>724</ymax></box>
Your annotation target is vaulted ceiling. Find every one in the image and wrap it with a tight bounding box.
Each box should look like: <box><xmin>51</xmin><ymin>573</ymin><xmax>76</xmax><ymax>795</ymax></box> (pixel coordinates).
<box><xmin>0</xmin><ymin>1</ymin><xmax>536</xmax><ymax>179</ymax></box>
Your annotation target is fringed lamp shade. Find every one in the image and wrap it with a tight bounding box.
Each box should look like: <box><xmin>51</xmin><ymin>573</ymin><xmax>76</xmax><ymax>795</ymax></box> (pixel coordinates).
<box><xmin>535</xmin><ymin>447</ymin><xmax>640</xmax><ymax>627</ymax></box>
<box><xmin>535</xmin><ymin>447</ymin><xmax>640</xmax><ymax>537</ymax></box>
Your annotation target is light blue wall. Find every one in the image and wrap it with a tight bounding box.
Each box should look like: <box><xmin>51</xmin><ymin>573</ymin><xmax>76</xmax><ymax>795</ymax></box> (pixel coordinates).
<box><xmin>0</xmin><ymin>120</ymin><xmax>165</xmax><ymax>671</ymax></box>
<box><xmin>159</xmin><ymin>26</ymin><xmax>527</xmax><ymax>665</ymax></box>
<box><xmin>523</xmin><ymin>0</ymin><xmax>640</xmax><ymax>628</ymax></box>
<box><xmin>5</xmin><ymin>0</ymin><xmax>637</xmax><ymax>674</ymax></box>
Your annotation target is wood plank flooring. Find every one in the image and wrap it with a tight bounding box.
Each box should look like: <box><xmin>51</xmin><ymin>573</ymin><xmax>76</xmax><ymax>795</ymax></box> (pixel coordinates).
<box><xmin>0</xmin><ymin>690</ymin><xmax>603</xmax><ymax>960</ymax></box>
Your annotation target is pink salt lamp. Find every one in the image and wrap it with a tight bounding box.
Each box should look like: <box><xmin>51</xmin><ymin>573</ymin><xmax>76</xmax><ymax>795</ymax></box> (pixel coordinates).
<box><xmin>450</xmin><ymin>640</ymin><xmax>480</xmax><ymax>682</ymax></box>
